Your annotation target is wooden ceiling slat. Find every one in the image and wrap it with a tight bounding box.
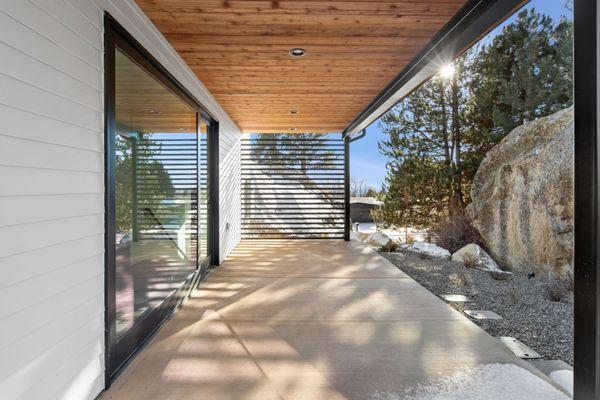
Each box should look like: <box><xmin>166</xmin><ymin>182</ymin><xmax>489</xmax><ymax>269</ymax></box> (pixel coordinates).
<box><xmin>135</xmin><ymin>0</ymin><xmax>468</xmax><ymax>133</ymax></box>
<box><xmin>136</xmin><ymin>1</ymin><xmax>465</xmax><ymax>15</ymax></box>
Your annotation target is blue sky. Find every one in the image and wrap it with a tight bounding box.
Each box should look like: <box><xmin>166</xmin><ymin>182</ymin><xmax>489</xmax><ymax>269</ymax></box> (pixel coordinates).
<box><xmin>349</xmin><ymin>0</ymin><xmax>572</xmax><ymax>190</ymax></box>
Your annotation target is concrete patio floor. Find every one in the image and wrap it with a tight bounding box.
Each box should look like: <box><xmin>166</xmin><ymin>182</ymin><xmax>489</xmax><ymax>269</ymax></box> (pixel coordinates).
<box><xmin>101</xmin><ymin>239</ymin><xmax>554</xmax><ymax>400</ymax></box>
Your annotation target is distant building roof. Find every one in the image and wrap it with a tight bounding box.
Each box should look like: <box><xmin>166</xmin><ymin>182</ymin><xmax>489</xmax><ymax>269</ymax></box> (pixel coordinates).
<box><xmin>350</xmin><ymin>197</ymin><xmax>383</xmax><ymax>206</ymax></box>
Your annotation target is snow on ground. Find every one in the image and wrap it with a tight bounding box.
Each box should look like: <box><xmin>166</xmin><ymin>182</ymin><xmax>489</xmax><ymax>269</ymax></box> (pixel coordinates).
<box><xmin>353</xmin><ymin>223</ymin><xmax>427</xmax><ymax>242</ymax></box>
<box><xmin>368</xmin><ymin>363</ymin><xmax>570</xmax><ymax>400</ymax></box>
<box><xmin>549</xmin><ymin>370</ymin><xmax>573</xmax><ymax>396</ymax></box>
<box><xmin>409</xmin><ymin>241</ymin><xmax>451</xmax><ymax>258</ymax></box>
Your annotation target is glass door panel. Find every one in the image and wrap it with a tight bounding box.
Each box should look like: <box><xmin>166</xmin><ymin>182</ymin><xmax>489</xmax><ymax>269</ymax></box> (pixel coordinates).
<box><xmin>112</xmin><ymin>47</ymin><xmax>203</xmax><ymax>366</ymax></box>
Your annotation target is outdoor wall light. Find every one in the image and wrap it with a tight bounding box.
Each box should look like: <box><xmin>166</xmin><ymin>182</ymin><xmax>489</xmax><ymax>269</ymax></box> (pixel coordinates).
<box><xmin>149</xmin><ymin>109</ymin><xmax>161</xmax><ymax>114</ymax></box>
<box><xmin>289</xmin><ymin>48</ymin><xmax>307</xmax><ymax>57</ymax></box>
<box><xmin>290</xmin><ymin>109</ymin><xmax>299</xmax><ymax>115</ymax></box>
<box><xmin>290</xmin><ymin>128</ymin><xmax>298</xmax><ymax>131</ymax></box>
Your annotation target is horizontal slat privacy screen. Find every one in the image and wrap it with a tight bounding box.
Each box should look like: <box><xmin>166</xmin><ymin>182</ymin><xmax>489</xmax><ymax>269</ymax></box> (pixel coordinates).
<box><xmin>241</xmin><ymin>134</ymin><xmax>346</xmax><ymax>239</ymax></box>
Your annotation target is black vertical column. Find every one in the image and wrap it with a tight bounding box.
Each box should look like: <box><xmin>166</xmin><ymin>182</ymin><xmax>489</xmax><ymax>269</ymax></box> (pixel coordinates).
<box><xmin>344</xmin><ymin>135</ymin><xmax>350</xmax><ymax>241</ymax></box>
<box><xmin>209</xmin><ymin>121</ymin><xmax>220</xmax><ymax>266</ymax></box>
<box><xmin>574</xmin><ymin>0</ymin><xmax>599</xmax><ymax>398</ymax></box>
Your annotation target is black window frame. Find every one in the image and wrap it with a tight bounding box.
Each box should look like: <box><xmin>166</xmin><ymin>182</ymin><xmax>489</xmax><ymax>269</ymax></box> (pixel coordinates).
<box><xmin>103</xmin><ymin>13</ymin><xmax>219</xmax><ymax>384</ymax></box>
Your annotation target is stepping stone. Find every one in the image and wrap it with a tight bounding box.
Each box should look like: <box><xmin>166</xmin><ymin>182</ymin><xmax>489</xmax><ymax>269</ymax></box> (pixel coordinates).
<box><xmin>464</xmin><ymin>309</ymin><xmax>503</xmax><ymax>320</ymax></box>
<box><xmin>498</xmin><ymin>336</ymin><xmax>541</xmax><ymax>359</ymax></box>
<box><xmin>442</xmin><ymin>294</ymin><xmax>469</xmax><ymax>302</ymax></box>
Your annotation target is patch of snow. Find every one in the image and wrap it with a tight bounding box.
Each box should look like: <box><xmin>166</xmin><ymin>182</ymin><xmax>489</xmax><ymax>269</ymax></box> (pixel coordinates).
<box><xmin>353</xmin><ymin>223</ymin><xmax>427</xmax><ymax>242</ymax></box>
<box><xmin>368</xmin><ymin>363</ymin><xmax>570</xmax><ymax>400</ymax></box>
<box><xmin>549</xmin><ymin>370</ymin><xmax>573</xmax><ymax>396</ymax></box>
<box><xmin>409</xmin><ymin>241</ymin><xmax>451</xmax><ymax>258</ymax></box>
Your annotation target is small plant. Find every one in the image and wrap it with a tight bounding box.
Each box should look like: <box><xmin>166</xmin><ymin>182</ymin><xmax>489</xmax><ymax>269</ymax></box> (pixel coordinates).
<box><xmin>450</xmin><ymin>273</ymin><xmax>467</xmax><ymax>286</ymax></box>
<box><xmin>461</xmin><ymin>253</ymin><xmax>479</xmax><ymax>269</ymax></box>
<box><xmin>509</xmin><ymin>288</ymin><xmax>522</xmax><ymax>305</ymax></box>
<box><xmin>490</xmin><ymin>271</ymin><xmax>509</xmax><ymax>281</ymax></box>
<box><xmin>406</xmin><ymin>233</ymin><xmax>415</xmax><ymax>244</ymax></box>
<box><xmin>380</xmin><ymin>241</ymin><xmax>399</xmax><ymax>252</ymax></box>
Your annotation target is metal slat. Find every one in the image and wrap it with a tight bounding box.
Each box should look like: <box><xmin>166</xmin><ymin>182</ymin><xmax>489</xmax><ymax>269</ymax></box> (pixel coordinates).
<box><xmin>241</xmin><ymin>137</ymin><xmax>345</xmax><ymax>239</ymax></box>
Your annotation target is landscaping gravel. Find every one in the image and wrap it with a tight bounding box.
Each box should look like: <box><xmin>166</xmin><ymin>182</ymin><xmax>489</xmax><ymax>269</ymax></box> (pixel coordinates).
<box><xmin>380</xmin><ymin>250</ymin><xmax>573</xmax><ymax>366</ymax></box>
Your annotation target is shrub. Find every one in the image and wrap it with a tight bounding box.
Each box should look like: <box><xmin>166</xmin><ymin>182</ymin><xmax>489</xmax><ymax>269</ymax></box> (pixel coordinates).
<box><xmin>542</xmin><ymin>269</ymin><xmax>574</xmax><ymax>302</ymax></box>
<box><xmin>429</xmin><ymin>214</ymin><xmax>487</xmax><ymax>254</ymax></box>
<box><xmin>543</xmin><ymin>280</ymin><xmax>569</xmax><ymax>302</ymax></box>
<box><xmin>380</xmin><ymin>241</ymin><xmax>399</xmax><ymax>252</ymax></box>
<box><xmin>490</xmin><ymin>271</ymin><xmax>509</xmax><ymax>281</ymax></box>
<box><xmin>461</xmin><ymin>253</ymin><xmax>479</xmax><ymax>269</ymax></box>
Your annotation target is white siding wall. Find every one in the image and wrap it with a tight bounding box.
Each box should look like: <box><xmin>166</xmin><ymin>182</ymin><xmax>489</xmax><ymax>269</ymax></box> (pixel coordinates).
<box><xmin>0</xmin><ymin>1</ymin><xmax>241</xmax><ymax>399</ymax></box>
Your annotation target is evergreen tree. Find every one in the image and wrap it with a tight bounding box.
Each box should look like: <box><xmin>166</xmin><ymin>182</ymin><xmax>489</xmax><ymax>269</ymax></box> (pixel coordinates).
<box><xmin>376</xmin><ymin>7</ymin><xmax>573</xmax><ymax>228</ymax></box>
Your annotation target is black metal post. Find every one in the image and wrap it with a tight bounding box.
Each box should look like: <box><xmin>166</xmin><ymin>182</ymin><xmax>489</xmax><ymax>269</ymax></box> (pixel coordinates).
<box><xmin>103</xmin><ymin>14</ymin><xmax>116</xmax><ymax>387</ymax></box>
<box><xmin>208</xmin><ymin>121</ymin><xmax>220</xmax><ymax>266</ymax></box>
<box><xmin>344</xmin><ymin>135</ymin><xmax>350</xmax><ymax>241</ymax></box>
<box><xmin>574</xmin><ymin>0</ymin><xmax>599</xmax><ymax>399</ymax></box>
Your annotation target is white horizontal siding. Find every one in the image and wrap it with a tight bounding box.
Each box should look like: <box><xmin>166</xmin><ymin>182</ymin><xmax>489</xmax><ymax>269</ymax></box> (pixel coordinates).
<box><xmin>0</xmin><ymin>2</ymin><xmax>242</xmax><ymax>400</ymax></box>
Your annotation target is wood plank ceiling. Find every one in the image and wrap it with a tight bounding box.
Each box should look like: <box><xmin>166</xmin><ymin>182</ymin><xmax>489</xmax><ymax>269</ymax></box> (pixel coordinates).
<box><xmin>135</xmin><ymin>0</ymin><xmax>469</xmax><ymax>134</ymax></box>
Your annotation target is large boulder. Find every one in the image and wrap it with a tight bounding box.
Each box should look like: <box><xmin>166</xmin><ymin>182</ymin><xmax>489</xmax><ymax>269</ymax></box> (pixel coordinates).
<box><xmin>367</xmin><ymin>232</ymin><xmax>393</xmax><ymax>248</ymax></box>
<box><xmin>452</xmin><ymin>244</ymin><xmax>504</xmax><ymax>273</ymax></box>
<box><xmin>468</xmin><ymin>108</ymin><xmax>573</xmax><ymax>273</ymax></box>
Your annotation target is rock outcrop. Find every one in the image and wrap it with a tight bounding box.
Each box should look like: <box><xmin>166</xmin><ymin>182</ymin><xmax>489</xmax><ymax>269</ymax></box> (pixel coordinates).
<box><xmin>468</xmin><ymin>108</ymin><xmax>573</xmax><ymax>272</ymax></box>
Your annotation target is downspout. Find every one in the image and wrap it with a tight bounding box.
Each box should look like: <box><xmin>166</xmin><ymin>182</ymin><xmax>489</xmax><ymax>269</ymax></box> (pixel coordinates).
<box><xmin>343</xmin><ymin>129</ymin><xmax>367</xmax><ymax>241</ymax></box>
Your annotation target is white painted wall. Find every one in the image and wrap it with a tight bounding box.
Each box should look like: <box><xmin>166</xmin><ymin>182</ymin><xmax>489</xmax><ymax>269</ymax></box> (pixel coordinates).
<box><xmin>0</xmin><ymin>1</ymin><xmax>241</xmax><ymax>399</ymax></box>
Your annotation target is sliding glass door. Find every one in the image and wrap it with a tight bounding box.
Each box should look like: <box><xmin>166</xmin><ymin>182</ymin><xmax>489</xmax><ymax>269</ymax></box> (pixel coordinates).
<box><xmin>105</xmin><ymin>18</ymin><xmax>216</xmax><ymax>380</ymax></box>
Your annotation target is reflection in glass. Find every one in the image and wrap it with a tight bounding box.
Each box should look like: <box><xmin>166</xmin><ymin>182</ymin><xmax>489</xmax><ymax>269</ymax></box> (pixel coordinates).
<box><xmin>114</xmin><ymin>49</ymin><xmax>199</xmax><ymax>337</ymax></box>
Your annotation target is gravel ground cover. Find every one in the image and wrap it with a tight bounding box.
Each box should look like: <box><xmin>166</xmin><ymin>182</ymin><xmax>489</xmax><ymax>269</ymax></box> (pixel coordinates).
<box><xmin>380</xmin><ymin>250</ymin><xmax>573</xmax><ymax>365</ymax></box>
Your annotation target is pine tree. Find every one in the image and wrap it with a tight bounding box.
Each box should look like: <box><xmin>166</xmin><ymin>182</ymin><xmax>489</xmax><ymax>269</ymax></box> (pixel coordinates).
<box><xmin>376</xmin><ymin>7</ymin><xmax>573</xmax><ymax>228</ymax></box>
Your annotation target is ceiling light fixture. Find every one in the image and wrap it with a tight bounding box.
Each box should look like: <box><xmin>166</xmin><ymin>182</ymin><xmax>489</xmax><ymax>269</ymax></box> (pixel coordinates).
<box><xmin>289</xmin><ymin>48</ymin><xmax>307</xmax><ymax>58</ymax></box>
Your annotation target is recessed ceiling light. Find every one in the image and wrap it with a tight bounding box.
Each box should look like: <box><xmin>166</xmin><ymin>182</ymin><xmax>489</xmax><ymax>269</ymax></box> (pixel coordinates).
<box><xmin>289</xmin><ymin>48</ymin><xmax>307</xmax><ymax>58</ymax></box>
<box><xmin>289</xmin><ymin>109</ymin><xmax>299</xmax><ymax>115</ymax></box>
